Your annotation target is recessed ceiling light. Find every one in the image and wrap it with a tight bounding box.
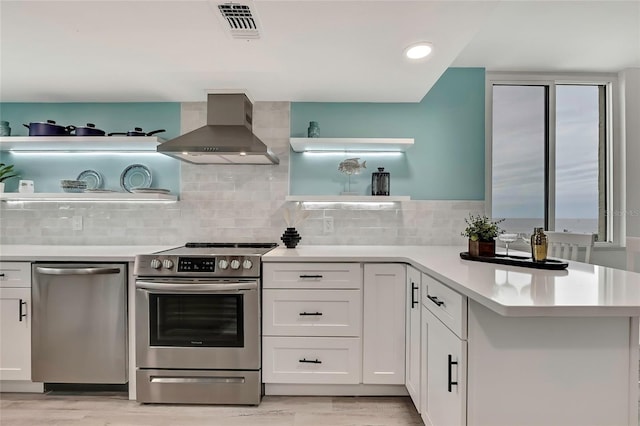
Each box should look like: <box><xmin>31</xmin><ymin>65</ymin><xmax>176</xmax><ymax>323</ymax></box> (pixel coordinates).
<box><xmin>404</xmin><ymin>42</ymin><xmax>433</xmax><ymax>60</ymax></box>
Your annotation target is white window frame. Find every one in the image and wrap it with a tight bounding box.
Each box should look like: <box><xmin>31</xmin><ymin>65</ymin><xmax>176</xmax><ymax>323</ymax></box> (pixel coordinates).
<box><xmin>485</xmin><ymin>71</ymin><xmax>623</xmax><ymax>246</ymax></box>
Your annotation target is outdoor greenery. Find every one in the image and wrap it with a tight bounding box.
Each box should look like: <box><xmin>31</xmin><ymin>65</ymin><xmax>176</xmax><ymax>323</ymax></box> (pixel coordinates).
<box><xmin>461</xmin><ymin>214</ymin><xmax>504</xmax><ymax>242</ymax></box>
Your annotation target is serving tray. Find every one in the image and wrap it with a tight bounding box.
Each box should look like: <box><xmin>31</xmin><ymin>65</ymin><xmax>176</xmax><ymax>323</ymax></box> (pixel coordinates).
<box><xmin>460</xmin><ymin>252</ymin><xmax>569</xmax><ymax>270</ymax></box>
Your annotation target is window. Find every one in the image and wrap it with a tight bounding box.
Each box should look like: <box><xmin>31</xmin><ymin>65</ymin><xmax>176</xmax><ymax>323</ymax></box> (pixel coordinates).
<box><xmin>487</xmin><ymin>73</ymin><xmax>618</xmax><ymax>243</ymax></box>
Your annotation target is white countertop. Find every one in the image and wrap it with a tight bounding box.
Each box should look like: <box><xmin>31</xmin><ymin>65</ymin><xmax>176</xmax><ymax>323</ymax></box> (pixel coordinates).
<box><xmin>264</xmin><ymin>245</ymin><xmax>640</xmax><ymax>317</ymax></box>
<box><xmin>0</xmin><ymin>245</ymin><xmax>175</xmax><ymax>262</ymax></box>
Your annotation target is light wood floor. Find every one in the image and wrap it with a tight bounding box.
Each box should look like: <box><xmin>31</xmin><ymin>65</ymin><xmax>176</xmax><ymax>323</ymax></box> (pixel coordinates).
<box><xmin>0</xmin><ymin>393</ymin><xmax>423</xmax><ymax>426</ymax></box>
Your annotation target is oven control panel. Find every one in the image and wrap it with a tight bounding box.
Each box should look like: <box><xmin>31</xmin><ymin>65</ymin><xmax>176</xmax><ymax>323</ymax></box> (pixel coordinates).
<box><xmin>134</xmin><ymin>254</ymin><xmax>261</xmax><ymax>277</ymax></box>
<box><xmin>177</xmin><ymin>257</ymin><xmax>216</xmax><ymax>273</ymax></box>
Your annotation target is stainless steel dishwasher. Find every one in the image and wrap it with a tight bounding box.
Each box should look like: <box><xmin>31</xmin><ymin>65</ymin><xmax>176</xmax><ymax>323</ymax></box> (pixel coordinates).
<box><xmin>32</xmin><ymin>263</ymin><xmax>127</xmax><ymax>384</ymax></box>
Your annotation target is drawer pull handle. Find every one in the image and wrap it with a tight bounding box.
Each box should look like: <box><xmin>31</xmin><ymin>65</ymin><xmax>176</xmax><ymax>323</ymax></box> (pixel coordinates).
<box><xmin>448</xmin><ymin>354</ymin><xmax>458</xmax><ymax>392</ymax></box>
<box><xmin>0</xmin><ymin>273</ymin><xmax>5</xmax><ymax>277</ymax></box>
<box><xmin>299</xmin><ymin>358</ymin><xmax>322</xmax><ymax>364</ymax></box>
<box><xmin>299</xmin><ymin>274</ymin><xmax>323</xmax><ymax>279</ymax></box>
<box><xmin>299</xmin><ymin>312</ymin><xmax>323</xmax><ymax>316</ymax></box>
<box><xmin>411</xmin><ymin>282</ymin><xmax>419</xmax><ymax>308</ymax></box>
<box><xmin>18</xmin><ymin>299</ymin><xmax>27</xmax><ymax>322</ymax></box>
<box><xmin>427</xmin><ymin>294</ymin><xmax>445</xmax><ymax>307</ymax></box>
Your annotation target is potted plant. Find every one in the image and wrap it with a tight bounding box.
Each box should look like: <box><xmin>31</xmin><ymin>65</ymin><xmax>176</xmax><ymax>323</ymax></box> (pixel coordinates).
<box><xmin>461</xmin><ymin>214</ymin><xmax>504</xmax><ymax>257</ymax></box>
<box><xmin>0</xmin><ymin>163</ymin><xmax>18</xmax><ymax>193</ymax></box>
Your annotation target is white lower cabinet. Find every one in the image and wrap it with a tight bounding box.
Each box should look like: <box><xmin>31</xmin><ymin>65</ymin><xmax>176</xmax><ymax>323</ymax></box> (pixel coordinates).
<box><xmin>262</xmin><ymin>336</ymin><xmax>361</xmax><ymax>384</ymax></box>
<box><xmin>0</xmin><ymin>262</ymin><xmax>32</xmax><ymax>382</ymax></box>
<box><xmin>405</xmin><ymin>265</ymin><xmax>421</xmax><ymax>410</ymax></box>
<box><xmin>262</xmin><ymin>262</ymin><xmax>363</xmax><ymax>386</ymax></box>
<box><xmin>421</xmin><ymin>306</ymin><xmax>467</xmax><ymax>426</ymax></box>
<box><xmin>362</xmin><ymin>263</ymin><xmax>406</xmax><ymax>384</ymax></box>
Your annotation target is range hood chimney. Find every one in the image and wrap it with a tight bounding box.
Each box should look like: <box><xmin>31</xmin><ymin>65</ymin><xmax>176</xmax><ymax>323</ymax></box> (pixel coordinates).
<box><xmin>157</xmin><ymin>94</ymin><xmax>279</xmax><ymax>165</ymax></box>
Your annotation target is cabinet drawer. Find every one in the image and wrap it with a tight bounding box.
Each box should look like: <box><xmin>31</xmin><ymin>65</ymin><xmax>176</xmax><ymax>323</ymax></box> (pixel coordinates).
<box><xmin>0</xmin><ymin>262</ymin><xmax>31</xmax><ymax>288</ymax></box>
<box><xmin>263</xmin><ymin>263</ymin><xmax>361</xmax><ymax>289</ymax></box>
<box><xmin>262</xmin><ymin>337</ymin><xmax>361</xmax><ymax>384</ymax></box>
<box><xmin>422</xmin><ymin>273</ymin><xmax>467</xmax><ymax>339</ymax></box>
<box><xmin>263</xmin><ymin>289</ymin><xmax>361</xmax><ymax>337</ymax></box>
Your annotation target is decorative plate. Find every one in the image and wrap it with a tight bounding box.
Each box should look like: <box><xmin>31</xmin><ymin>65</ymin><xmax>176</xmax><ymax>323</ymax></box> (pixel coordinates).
<box><xmin>76</xmin><ymin>170</ymin><xmax>103</xmax><ymax>190</ymax></box>
<box><xmin>120</xmin><ymin>164</ymin><xmax>152</xmax><ymax>193</ymax></box>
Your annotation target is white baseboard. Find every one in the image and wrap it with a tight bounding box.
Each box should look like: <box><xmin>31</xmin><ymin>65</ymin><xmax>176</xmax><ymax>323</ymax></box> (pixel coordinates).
<box><xmin>264</xmin><ymin>383</ymin><xmax>408</xmax><ymax>396</ymax></box>
<box><xmin>0</xmin><ymin>381</ymin><xmax>44</xmax><ymax>393</ymax></box>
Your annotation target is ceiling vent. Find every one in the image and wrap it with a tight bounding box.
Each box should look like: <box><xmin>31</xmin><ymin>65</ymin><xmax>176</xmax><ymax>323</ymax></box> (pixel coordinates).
<box><xmin>216</xmin><ymin>2</ymin><xmax>261</xmax><ymax>40</ymax></box>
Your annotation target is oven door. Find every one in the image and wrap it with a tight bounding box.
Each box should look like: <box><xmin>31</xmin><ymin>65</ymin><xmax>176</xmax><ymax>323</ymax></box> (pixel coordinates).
<box><xmin>135</xmin><ymin>279</ymin><xmax>259</xmax><ymax>370</ymax></box>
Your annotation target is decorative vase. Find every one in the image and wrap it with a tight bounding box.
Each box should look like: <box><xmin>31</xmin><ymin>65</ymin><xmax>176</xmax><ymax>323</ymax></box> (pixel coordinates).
<box><xmin>307</xmin><ymin>121</ymin><xmax>320</xmax><ymax>138</ymax></box>
<box><xmin>281</xmin><ymin>227</ymin><xmax>301</xmax><ymax>248</ymax></box>
<box><xmin>469</xmin><ymin>239</ymin><xmax>495</xmax><ymax>257</ymax></box>
<box><xmin>0</xmin><ymin>121</ymin><xmax>10</xmax><ymax>136</ymax></box>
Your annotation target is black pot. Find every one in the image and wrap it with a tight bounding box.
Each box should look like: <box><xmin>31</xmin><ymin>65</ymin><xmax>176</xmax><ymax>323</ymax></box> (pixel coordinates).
<box><xmin>74</xmin><ymin>123</ymin><xmax>106</xmax><ymax>136</ymax></box>
<box><xmin>23</xmin><ymin>120</ymin><xmax>76</xmax><ymax>136</ymax></box>
<box><xmin>108</xmin><ymin>127</ymin><xmax>165</xmax><ymax>137</ymax></box>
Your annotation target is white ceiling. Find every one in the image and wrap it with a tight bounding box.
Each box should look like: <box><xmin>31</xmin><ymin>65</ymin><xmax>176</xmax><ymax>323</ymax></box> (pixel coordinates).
<box><xmin>1</xmin><ymin>0</ymin><xmax>638</xmax><ymax>103</ymax></box>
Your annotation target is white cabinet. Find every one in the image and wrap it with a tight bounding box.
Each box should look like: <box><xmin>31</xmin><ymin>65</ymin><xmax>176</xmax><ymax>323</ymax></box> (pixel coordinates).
<box><xmin>421</xmin><ymin>272</ymin><xmax>467</xmax><ymax>426</ymax></box>
<box><xmin>262</xmin><ymin>263</ymin><xmax>362</xmax><ymax>385</ymax></box>
<box><xmin>421</xmin><ymin>306</ymin><xmax>467</xmax><ymax>426</ymax></box>
<box><xmin>362</xmin><ymin>263</ymin><xmax>406</xmax><ymax>385</ymax></box>
<box><xmin>405</xmin><ymin>266</ymin><xmax>421</xmax><ymax>410</ymax></box>
<box><xmin>0</xmin><ymin>262</ymin><xmax>32</xmax><ymax>381</ymax></box>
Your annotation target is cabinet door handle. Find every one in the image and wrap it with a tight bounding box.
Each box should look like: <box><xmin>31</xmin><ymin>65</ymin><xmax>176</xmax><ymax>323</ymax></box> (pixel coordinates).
<box><xmin>18</xmin><ymin>299</ymin><xmax>27</xmax><ymax>322</ymax></box>
<box><xmin>299</xmin><ymin>274</ymin><xmax>323</xmax><ymax>279</ymax></box>
<box><xmin>427</xmin><ymin>294</ymin><xmax>445</xmax><ymax>307</ymax></box>
<box><xmin>299</xmin><ymin>358</ymin><xmax>322</xmax><ymax>364</ymax></box>
<box><xmin>411</xmin><ymin>282</ymin><xmax>419</xmax><ymax>308</ymax></box>
<box><xmin>448</xmin><ymin>354</ymin><xmax>458</xmax><ymax>392</ymax></box>
<box><xmin>0</xmin><ymin>273</ymin><xmax>5</xmax><ymax>277</ymax></box>
<box><xmin>299</xmin><ymin>312</ymin><xmax>323</xmax><ymax>316</ymax></box>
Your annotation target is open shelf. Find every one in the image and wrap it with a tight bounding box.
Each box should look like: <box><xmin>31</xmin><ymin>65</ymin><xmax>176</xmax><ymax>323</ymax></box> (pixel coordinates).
<box><xmin>286</xmin><ymin>195</ymin><xmax>410</xmax><ymax>202</ymax></box>
<box><xmin>290</xmin><ymin>137</ymin><xmax>414</xmax><ymax>152</ymax></box>
<box><xmin>0</xmin><ymin>192</ymin><xmax>177</xmax><ymax>203</ymax></box>
<box><xmin>0</xmin><ymin>136</ymin><xmax>164</xmax><ymax>152</ymax></box>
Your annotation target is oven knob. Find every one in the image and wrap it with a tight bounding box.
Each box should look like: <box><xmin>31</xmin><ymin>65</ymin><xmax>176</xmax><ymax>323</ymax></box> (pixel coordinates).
<box><xmin>162</xmin><ymin>259</ymin><xmax>174</xmax><ymax>270</ymax></box>
<box><xmin>230</xmin><ymin>259</ymin><xmax>241</xmax><ymax>270</ymax></box>
<box><xmin>150</xmin><ymin>259</ymin><xmax>161</xmax><ymax>269</ymax></box>
<box><xmin>242</xmin><ymin>259</ymin><xmax>253</xmax><ymax>270</ymax></box>
<box><xmin>218</xmin><ymin>259</ymin><xmax>229</xmax><ymax>270</ymax></box>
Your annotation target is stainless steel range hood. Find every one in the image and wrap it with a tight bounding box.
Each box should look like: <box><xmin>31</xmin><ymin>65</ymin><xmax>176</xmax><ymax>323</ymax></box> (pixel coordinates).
<box><xmin>157</xmin><ymin>94</ymin><xmax>279</xmax><ymax>165</ymax></box>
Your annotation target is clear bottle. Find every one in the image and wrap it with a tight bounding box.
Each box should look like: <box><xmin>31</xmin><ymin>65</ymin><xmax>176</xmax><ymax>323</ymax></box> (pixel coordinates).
<box><xmin>530</xmin><ymin>227</ymin><xmax>548</xmax><ymax>262</ymax></box>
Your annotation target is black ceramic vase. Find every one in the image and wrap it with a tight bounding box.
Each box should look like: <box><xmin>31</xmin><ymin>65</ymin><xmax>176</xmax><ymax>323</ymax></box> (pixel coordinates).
<box><xmin>281</xmin><ymin>227</ymin><xmax>301</xmax><ymax>249</ymax></box>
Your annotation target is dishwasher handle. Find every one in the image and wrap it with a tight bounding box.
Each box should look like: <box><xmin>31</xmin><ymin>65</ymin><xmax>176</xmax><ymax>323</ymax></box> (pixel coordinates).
<box><xmin>35</xmin><ymin>266</ymin><xmax>121</xmax><ymax>276</ymax></box>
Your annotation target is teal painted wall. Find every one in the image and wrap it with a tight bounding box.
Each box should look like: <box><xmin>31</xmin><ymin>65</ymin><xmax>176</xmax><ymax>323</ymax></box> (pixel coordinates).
<box><xmin>290</xmin><ymin>68</ymin><xmax>486</xmax><ymax>200</ymax></box>
<box><xmin>0</xmin><ymin>103</ymin><xmax>180</xmax><ymax>193</ymax></box>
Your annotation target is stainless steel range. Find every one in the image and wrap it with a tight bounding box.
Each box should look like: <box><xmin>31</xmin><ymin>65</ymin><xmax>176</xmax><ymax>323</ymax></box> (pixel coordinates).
<box><xmin>133</xmin><ymin>242</ymin><xmax>277</xmax><ymax>405</ymax></box>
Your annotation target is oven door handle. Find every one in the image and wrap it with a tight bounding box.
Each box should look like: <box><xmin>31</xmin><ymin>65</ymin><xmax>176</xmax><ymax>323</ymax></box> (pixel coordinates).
<box><xmin>135</xmin><ymin>281</ymin><xmax>257</xmax><ymax>292</ymax></box>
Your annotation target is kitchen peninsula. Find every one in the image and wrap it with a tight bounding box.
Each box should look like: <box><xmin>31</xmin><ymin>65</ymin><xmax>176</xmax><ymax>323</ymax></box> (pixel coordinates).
<box><xmin>263</xmin><ymin>245</ymin><xmax>640</xmax><ymax>426</ymax></box>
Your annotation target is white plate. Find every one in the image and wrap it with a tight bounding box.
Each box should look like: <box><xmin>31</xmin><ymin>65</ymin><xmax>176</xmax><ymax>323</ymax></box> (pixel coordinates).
<box><xmin>120</xmin><ymin>164</ymin><xmax>152</xmax><ymax>193</ymax></box>
<box><xmin>76</xmin><ymin>170</ymin><xmax>103</xmax><ymax>190</ymax></box>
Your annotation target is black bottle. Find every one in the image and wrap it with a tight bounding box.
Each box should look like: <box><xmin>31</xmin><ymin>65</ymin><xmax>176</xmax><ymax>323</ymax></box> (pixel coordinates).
<box><xmin>371</xmin><ymin>167</ymin><xmax>390</xmax><ymax>196</ymax></box>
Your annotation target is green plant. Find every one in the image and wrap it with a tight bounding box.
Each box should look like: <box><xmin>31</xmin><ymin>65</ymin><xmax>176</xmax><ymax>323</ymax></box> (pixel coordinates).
<box><xmin>0</xmin><ymin>163</ymin><xmax>18</xmax><ymax>182</ymax></box>
<box><xmin>461</xmin><ymin>214</ymin><xmax>504</xmax><ymax>242</ymax></box>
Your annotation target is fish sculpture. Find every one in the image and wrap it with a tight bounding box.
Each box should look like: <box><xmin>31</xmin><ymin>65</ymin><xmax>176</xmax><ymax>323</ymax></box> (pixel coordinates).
<box><xmin>338</xmin><ymin>158</ymin><xmax>367</xmax><ymax>175</ymax></box>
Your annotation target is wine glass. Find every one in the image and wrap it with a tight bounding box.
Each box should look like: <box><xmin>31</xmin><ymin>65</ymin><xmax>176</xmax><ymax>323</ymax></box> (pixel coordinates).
<box><xmin>498</xmin><ymin>233</ymin><xmax>518</xmax><ymax>257</ymax></box>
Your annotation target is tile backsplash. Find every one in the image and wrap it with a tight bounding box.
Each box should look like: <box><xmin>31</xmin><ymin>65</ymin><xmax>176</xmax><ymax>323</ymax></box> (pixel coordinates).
<box><xmin>0</xmin><ymin>102</ymin><xmax>483</xmax><ymax>247</ymax></box>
